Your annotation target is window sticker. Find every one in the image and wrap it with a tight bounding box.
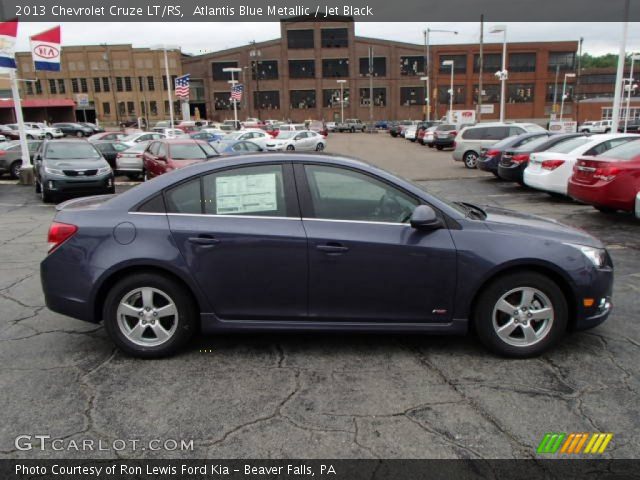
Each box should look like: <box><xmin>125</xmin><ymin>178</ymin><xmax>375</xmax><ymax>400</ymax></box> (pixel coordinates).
<box><xmin>215</xmin><ymin>173</ymin><xmax>278</xmax><ymax>214</ymax></box>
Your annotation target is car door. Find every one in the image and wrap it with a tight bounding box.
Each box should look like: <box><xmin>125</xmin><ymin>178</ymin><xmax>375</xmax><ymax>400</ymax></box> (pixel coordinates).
<box><xmin>143</xmin><ymin>141</ymin><xmax>161</xmax><ymax>178</ymax></box>
<box><xmin>294</xmin><ymin>132</ymin><xmax>308</xmax><ymax>150</ymax></box>
<box><xmin>166</xmin><ymin>162</ymin><xmax>307</xmax><ymax>320</ymax></box>
<box><xmin>296</xmin><ymin>163</ymin><xmax>457</xmax><ymax>323</ymax></box>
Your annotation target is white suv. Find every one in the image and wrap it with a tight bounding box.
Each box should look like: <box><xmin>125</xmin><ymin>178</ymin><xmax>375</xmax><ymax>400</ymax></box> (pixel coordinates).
<box><xmin>24</xmin><ymin>122</ymin><xmax>63</xmax><ymax>139</ymax></box>
<box><xmin>579</xmin><ymin>120</ymin><xmax>612</xmax><ymax>134</ymax></box>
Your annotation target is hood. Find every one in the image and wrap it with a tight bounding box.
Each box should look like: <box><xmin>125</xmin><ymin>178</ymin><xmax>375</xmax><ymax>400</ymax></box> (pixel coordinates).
<box><xmin>56</xmin><ymin>194</ymin><xmax>115</xmax><ymax>211</ymax></box>
<box><xmin>482</xmin><ymin>205</ymin><xmax>603</xmax><ymax>248</ymax></box>
<box><xmin>46</xmin><ymin>159</ymin><xmax>109</xmax><ymax>170</ymax></box>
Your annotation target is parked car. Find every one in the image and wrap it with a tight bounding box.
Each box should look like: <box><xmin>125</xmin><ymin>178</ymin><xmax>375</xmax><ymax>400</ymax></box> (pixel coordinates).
<box><xmin>142</xmin><ymin>139</ymin><xmax>218</xmax><ymax>180</ymax></box>
<box><xmin>433</xmin><ymin>124</ymin><xmax>460</xmax><ymax>150</ymax></box>
<box><xmin>91</xmin><ymin>141</ymin><xmax>130</xmax><ymax>169</ymax></box>
<box><xmin>88</xmin><ymin>132</ymin><xmax>127</xmax><ymax>142</ymax></box>
<box><xmin>326</xmin><ymin>122</ymin><xmax>337</xmax><ymax>132</ymax></box>
<box><xmin>223</xmin><ymin>119</ymin><xmax>241</xmax><ymax>130</ymax></box>
<box><xmin>52</xmin><ymin>122</ymin><xmax>94</xmax><ymax>137</ymax></box>
<box><xmin>578</xmin><ymin>121</ymin><xmax>595</xmax><ymax>133</ymax></box>
<box><xmin>497</xmin><ymin>133</ymin><xmax>584</xmax><ymax>184</ymax></box>
<box><xmin>115</xmin><ymin>141</ymin><xmax>150</xmax><ymax>180</ymax></box>
<box><xmin>618</xmin><ymin>119</ymin><xmax>640</xmax><ymax>133</ymax></box>
<box><xmin>242</xmin><ymin>118</ymin><xmax>264</xmax><ymax>128</ymax></box>
<box><xmin>375</xmin><ymin>120</ymin><xmax>389</xmax><ymax>129</ymax></box>
<box><xmin>217</xmin><ymin>140</ymin><xmax>263</xmax><ymax>154</ymax></box>
<box><xmin>40</xmin><ymin>153</ymin><xmax>613</xmax><ymax>358</ymax></box>
<box><xmin>453</xmin><ymin>122</ymin><xmax>547</xmax><ymax>168</ymax></box>
<box><xmin>404</xmin><ymin>124</ymin><xmax>419</xmax><ymax>141</ymax></box>
<box><xmin>0</xmin><ymin>125</ymin><xmax>20</xmax><ymax>140</ymax></box>
<box><xmin>524</xmin><ymin>134</ymin><xmax>638</xmax><ymax>196</ymax></box>
<box><xmin>477</xmin><ymin>132</ymin><xmax>552</xmax><ymax>176</ymax></box>
<box><xmin>152</xmin><ymin>128</ymin><xmax>188</xmax><ymax>139</ymax></box>
<box><xmin>217</xmin><ymin>129</ymin><xmax>271</xmax><ymax>150</ymax></box>
<box><xmin>0</xmin><ymin>140</ymin><xmax>42</xmax><ymax>178</ymax></box>
<box><xmin>120</xmin><ymin>132</ymin><xmax>166</xmax><ymax>147</ymax></box>
<box><xmin>24</xmin><ymin>123</ymin><xmax>64</xmax><ymax>139</ymax></box>
<box><xmin>277</xmin><ymin>124</ymin><xmax>307</xmax><ymax>133</ymax></box>
<box><xmin>421</xmin><ymin>126</ymin><xmax>438</xmax><ymax>147</ymax></box>
<box><xmin>190</xmin><ymin>131</ymin><xmax>222</xmax><ymax>143</ymax></box>
<box><xmin>78</xmin><ymin>122</ymin><xmax>104</xmax><ymax>134</ymax></box>
<box><xmin>153</xmin><ymin>121</ymin><xmax>172</xmax><ymax>130</ymax></box>
<box><xmin>568</xmin><ymin>139</ymin><xmax>640</xmax><ymax>214</ymax></box>
<box><xmin>307</xmin><ymin>120</ymin><xmax>329</xmax><ymax>137</ymax></box>
<box><xmin>5</xmin><ymin>123</ymin><xmax>46</xmax><ymax>140</ymax></box>
<box><xmin>336</xmin><ymin>118</ymin><xmax>366</xmax><ymax>133</ymax></box>
<box><xmin>265</xmin><ymin>130</ymin><xmax>326</xmax><ymax>151</ymax></box>
<box><xmin>580</xmin><ymin>120</ymin><xmax>612</xmax><ymax>134</ymax></box>
<box><xmin>416</xmin><ymin>122</ymin><xmax>441</xmax><ymax>145</ymax></box>
<box><xmin>33</xmin><ymin>140</ymin><xmax>114</xmax><ymax>203</ymax></box>
<box><xmin>0</xmin><ymin>134</ymin><xmax>6</xmax><ymax>142</ymax></box>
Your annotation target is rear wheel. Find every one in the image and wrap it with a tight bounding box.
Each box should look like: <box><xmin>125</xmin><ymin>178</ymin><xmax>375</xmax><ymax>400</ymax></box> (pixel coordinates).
<box><xmin>315</xmin><ymin>143</ymin><xmax>324</xmax><ymax>151</ymax></box>
<box><xmin>103</xmin><ymin>273</ymin><xmax>197</xmax><ymax>358</ymax></box>
<box><xmin>45</xmin><ymin>133</ymin><xmax>53</xmax><ymax>139</ymax></box>
<box><xmin>9</xmin><ymin>161</ymin><xmax>21</xmax><ymax>180</ymax></box>
<box><xmin>76</xmin><ymin>131</ymin><xmax>83</xmax><ymax>138</ymax></box>
<box><xmin>350</xmin><ymin>127</ymin><xmax>355</xmax><ymax>133</ymax></box>
<box><xmin>126</xmin><ymin>172</ymin><xmax>142</xmax><ymax>181</ymax></box>
<box><xmin>436</xmin><ymin>145</ymin><xmax>444</xmax><ymax>151</ymax></box>
<box><xmin>40</xmin><ymin>181</ymin><xmax>54</xmax><ymax>203</ymax></box>
<box><xmin>463</xmin><ymin>151</ymin><xmax>479</xmax><ymax>169</ymax></box>
<box><xmin>474</xmin><ymin>272</ymin><xmax>567</xmax><ymax>357</ymax></box>
<box><xmin>286</xmin><ymin>145</ymin><xmax>295</xmax><ymax>151</ymax></box>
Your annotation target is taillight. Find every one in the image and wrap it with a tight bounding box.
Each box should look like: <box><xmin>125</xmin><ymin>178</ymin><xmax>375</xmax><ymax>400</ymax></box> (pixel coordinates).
<box><xmin>512</xmin><ymin>154</ymin><xmax>530</xmax><ymax>164</ymax></box>
<box><xmin>594</xmin><ymin>166</ymin><xmax>620</xmax><ymax>181</ymax></box>
<box><xmin>47</xmin><ymin>222</ymin><xmax>78</xmax><ymax>253</ymax></box>
<box><xmin>486</xmin><ymin>149</ymin><xmax>500</xmax><ymax>157</ymax></box>
<box><xmin>541</xmin><ymin>160</ymin><xmax>565</xmax><ymax>170</ymax></box>
<box><xmin>0</xmin><ymin>150</ymin><xmax>5</xmax><ymax>156</ymax></box>
<box><xmin>450</xmin><ymin>131</ymin><xmax>457</xmax><ymax>136</ymax></box>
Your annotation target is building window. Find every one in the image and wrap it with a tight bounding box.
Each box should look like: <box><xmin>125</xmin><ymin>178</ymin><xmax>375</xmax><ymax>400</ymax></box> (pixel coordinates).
<box><xmin>57</xmin><ymin>79</ymin><xmax>66</xmax><ymax>94</ymax></box>
<box><xmin>509</xmin><ymin>53</ymin><xmax>536</xmax><ymax>73</ymax></box>
<box><xmin>546</xmin><ymin>83</ymin><xmax>573</xmax><ymax>102</ymax></box>
<box><xmin>25</xmin><ymin>82</ymin><xmax>34</xmax><ymax>95</ymax></box>
<box><xmin>34</xmin><ymin>80</ymin><xmax>42</xmax><ymax>94</ymax></box>
<box><xmin>580</xmin><ymin>74</ymin><xmax>616</xmax><ymax>85</ymax></box>
<box><xmin>359</xmin><ymin>88</ymin><xmax>386</xmax><ymax>107</ymax></box>
<box><xmin>116</xmin><ymin>77</ymin><xmax>123</xmax><ymax>92</ymax></box>
<box><xmin>48</xmin><ymin>79</ymin><xmax>57</xmax><ymax>94</ymax></box>
<box><xmin>150</xmin><ymin>101</ymin><xmax>158</xmax><ymax>116</ymax></box>
<box><xmin>289</xmin><ymin>60</ymin><xmax>315</xmax><ymax>79</ymax></box>
<box><xmin>321</xmin><ymin>28</ymin><xmax>348</xmax><ymax>48</ymax></box>
<box><xmin>473</xmin><ymin>84</ymin><xmax>500</xmax><ymax>103</ymax></box>
<box><xmin>474</xmin><ymin>53</ymin><xmax>502</xmax><ymax>73</ymax></box>
<box><xmin>125</xmin><ymin>77</ymin><xmax>132</xmax><ymax>92</ymax></box>
<box><xmin>252</xmin><ymin>60</ymin><xmax>278</xmax><ymax>80</ymax></box>
<box><xmin>400</xmin><ymin>86</ymin><xmax>426</xmax><ymax>106</ymax></box>
<box><xmin>254</xmin><ymin>91</ymin><xmax>280</xmax><ymax>110</ymax></box>
<box><xmin>287</xmin><ymin>29</ymin><xmax>314</xmax><ymax>49</ymax></box>
<box><xmin>323</xmin><ymin>89</ymin><xmax>349</xmax><ymax>108</ymax></box>
<box><xmin>71</xmin><ymin>78</ymin><xmax>80</xmax><ymax>94</ymax></box>
<box><xmin>127</xmin><ymin>101</ymin><xmax>135</xmax><ymax>115</ymax></box>
<box><xmin>359</xmin><ymin>57</ymin><xmax>386</xmax><ymax>77</ymax></box>
<box><xmin>212</xmin><ymin>61</ymin><xmax>239</xmax><ymax>81</ymax></box>
<box><xmin>214</xmin><ymin>92</ymin><xmax>233</xmax><ymax>111</ymax></box>
<box><xmin>190</xmin><ymin>79</ymin><xmax>205</xmax><ymax>101</ymax></box>
<box><xmin>507</xmin><ymin>83</ymin><xmax>535</xmax><ymax>103</ymax></box>
<box><xmin>102</xmin><ymin>77</ymin><xmax>110</xmax><ymax>92</ymax></box>
<box><xmin>138</xmin><ymin>76</ymin><xmax>145</xmax><ymax>91</ymax></box>
<box><xmin>322</xmin><ymin>59</ymin><xmax>349</xmax><ymax>78</ymax></box>
<box><xmin>439</xmin><ymin>55</ymin><xmax>467</xmax><ymax>73</ymax></box>
<box><xmin>147</xmin><ymin>76</ymin><xmax>155</xmax><ymax>91</ymax></box>
<box><xmin>118</xmin><ymin>101</ymin><xmax>126</xmax><ymax>116</ymax></box>
<box><xmin>437</xmin><ymin>85</ymin><xmax>466</xmax><ymax>104</ymax></box>
<box><xmin>80</xmin><ymin>78</ymin><xmax>88</xmax><ymax>93</ymax></box>
<box><xmin>162</xmin><ymin>75</ymin><xmax>177</xmax><ymax>90</ymax></box>
<box><xmin>93</xmin><ymin>78</ymin><xmax>101</xmax><ymax>93</ymax></box>
<box><xmin>290</xmin><ymin>90</ymin><xmax>316</xmax><ymax>109</ymax></box>
<box><xmin>548</xmin><ymin>51</ymin><xmax>575</xmax><ymax>72</ymax></box>
<box><xmin>102</xmin><ymin>102</ymin><xmax>111</xmax><ymax>115</ymax></box>
<box><xmin>400</xmin><ymin>56</ymin><xmax>425</xmax><ymax>76</ymax></box>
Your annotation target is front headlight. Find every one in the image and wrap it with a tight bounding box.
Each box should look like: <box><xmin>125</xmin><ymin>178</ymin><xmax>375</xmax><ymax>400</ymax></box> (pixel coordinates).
<box><xmin>44</xmin><ymin>166</ymin><xmax>64</xmax><ymax>176</ymax></box>
<box><xmin>97</xmin><ymin>166</ymin><xmax>112</xmax><ymax>175</ymax></box>
<box><xmin>565</xmin><ymin>243</ymin><xmax>607</xmax><ymax>268</ymax></box>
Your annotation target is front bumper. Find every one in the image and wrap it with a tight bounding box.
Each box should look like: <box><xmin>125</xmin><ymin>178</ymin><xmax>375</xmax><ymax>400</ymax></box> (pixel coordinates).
<box><xmin>44</xmin><ymin>174</ymin><xmax>114</xmax><ymax>194</ymax></box>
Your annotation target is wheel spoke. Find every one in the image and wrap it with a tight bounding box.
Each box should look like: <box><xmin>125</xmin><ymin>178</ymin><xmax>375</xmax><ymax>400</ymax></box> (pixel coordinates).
<box><xmin>127</xmin><ymin>322</ymin><xmax>146</xmax><ymax>343</ymax></box>
<box><xmin>155</xmin><ymin>303</ymin><xmax>177</xmax><ymax>318</ymax></box>
<box><xmin>496</xmin><ymin>298</ymin><xmax>517</xmax><ymax>315</ymax></box>
<box><xmin>529</xmin><ymin>307</ymin><xmax>553</xmax><ymax>321</ymax></box>
<box><xmin>496</xmin><ymin>319</ymin><xmax>518</xmax><ymax>338</ymax></box>
<box><xmin>150</xmin><ymin>323</ymin><xmax>171</xmax><ymax>342</ymax></box>
<box><xmin>119</xmin><ymin>302</ymin><xmax>142</xmax><ymax>318</ymax></box>
<box><xmin>141</xmin><ymin>288</ymin><xmax>155</xmax><ymax>309</ymax></box>
<box><xmin>520</xmin><ymin>288</ymin><xmax>535</xmax><ymax>307</ymax></box>
<box><xmin>522</xmin><ymin>324</ymin><xmax>538</xmax><ymax>344</ymax></box>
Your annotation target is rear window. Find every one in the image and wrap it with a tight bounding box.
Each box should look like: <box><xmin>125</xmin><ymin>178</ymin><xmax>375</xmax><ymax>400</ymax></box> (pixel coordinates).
<box><xmin>598</xmin><ymin>139</ymin><xmax>640</xmax><ymax>161</ymax></box>
<box><xmin>544</xmin><ymin>137</ymin><xmax>592</xmax><ymax>154</ymax></box>
<box><xmin>517</xmin><ymin>135</ymin><xmax>553</xmax><ymax>151</ymax></box>
<box><xmin>437</xmin><ymin>124</ymin><xmax>456</xmax><ymax>131</ymax></box>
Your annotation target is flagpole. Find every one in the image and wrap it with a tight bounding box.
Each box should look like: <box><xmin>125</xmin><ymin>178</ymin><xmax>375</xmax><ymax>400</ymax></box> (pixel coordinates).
<box><xmin>163</xmin><ymin>46</ymin><xmax>174</xmax><ymax>129</ymax></box>
<box><xmin>9</xmin><ymin>69</ymin><xmax>33</xmax><ymax>185</ymax></box>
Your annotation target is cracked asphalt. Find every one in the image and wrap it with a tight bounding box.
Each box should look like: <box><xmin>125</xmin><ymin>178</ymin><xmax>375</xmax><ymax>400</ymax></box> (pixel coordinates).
<box><xmin>0</xmin><ymin>133</ymin><xmax>638</xmax><ymax>460</ymax></box>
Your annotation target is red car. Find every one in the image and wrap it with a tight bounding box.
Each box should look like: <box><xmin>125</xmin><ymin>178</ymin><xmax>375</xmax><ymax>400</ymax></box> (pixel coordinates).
<box><xmin>568</xmin><ymin>139</ymin><xmax>640</xmax><ymax>215</ymax></box>
<box><xmin>142</xmin><ymin>139</ymin><xmax>218</xmax><ymax>180</ymax></box>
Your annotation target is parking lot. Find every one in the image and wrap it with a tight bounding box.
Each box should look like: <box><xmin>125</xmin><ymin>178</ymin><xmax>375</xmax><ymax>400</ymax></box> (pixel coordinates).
<box><xmin>0</xmin><ymin>132</ymin><xmax>638</xmax><ymax>459</ymax></box>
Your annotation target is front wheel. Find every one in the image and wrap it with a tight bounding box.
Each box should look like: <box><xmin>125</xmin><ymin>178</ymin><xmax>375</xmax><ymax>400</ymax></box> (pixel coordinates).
<box><xmin>103</xmin><ymin>273</ymin><xmax>197</xmax><ymax>358</ymax></box>
<box><xmin>464</xmin><ymin>151</ymin><xmax>479</xmax><ymax>169</ymax></box>
<box><xmin>315</xmin><ymin>143</ymin><xmax>324</xmax><ymax>151</ymax></box>
<box><xmin>286</xmin><ymin>145</ymin><xmax>295</xmax><ymax>151</ymax></box>
<box><xmin>474</xmin><ymin>272</ymin><xmax>567</xmax><ymax>357</ymax></box>
<box><xmin>9</xmin><ymin>161</ymin><xmax>21</xmax><ymax>180</ymax></box>
<box><xmin>76</xmin><ymin>131</ymin><xmax>83</xmax><ymax>138</ymax></box>
<box><xmin>45</xmin><ymin>133</ymin><xmax>53</xmax><ymax>139</ymax></box>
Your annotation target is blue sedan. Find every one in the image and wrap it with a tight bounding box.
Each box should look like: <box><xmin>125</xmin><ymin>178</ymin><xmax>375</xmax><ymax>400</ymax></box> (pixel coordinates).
<box><xmin>41</xmin><ymin>154</ymin><xmax>613</xmax><ymax>358</ymax></box>
<box><xmin>215</xmin><ymin>139</ymin><xmax>264</xmax><ymax>154</ymax></box>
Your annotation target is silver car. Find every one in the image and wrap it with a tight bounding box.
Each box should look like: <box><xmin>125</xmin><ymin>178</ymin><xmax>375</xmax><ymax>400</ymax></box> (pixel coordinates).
<box><xmin>452</xmin><ymin>122</ymin><xmax>546</xmax><ymax>168</ymax></box>
<box><xmin>115</xmin><ymin>141</ymin><xmax>150</xmax><ymax>180</ymax></box>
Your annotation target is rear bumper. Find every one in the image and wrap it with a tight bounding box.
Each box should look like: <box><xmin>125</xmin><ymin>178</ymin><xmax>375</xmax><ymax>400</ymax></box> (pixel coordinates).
<box><xmin>498</xmin><ymin>163</ymin><xmax>526</xmax><ymax>182</ymax></box>
<box><xmin>477</xmin><ymin>155</ymin><xmax>501</xmax><ymax>173</ymax></box>
<box><xmin>568</xmin><ymin>179</ymin><xmax>636</xmax><ymax>211</ymax></box>
<box><xmin>434</xmin><ymin>138</ymin><xmax>455</xmax><ymax>148</ymax></box>
<box><xmin>523</xmin><ymin>169</ymin><xmax>567</xmax><ymax>195</ymax></box>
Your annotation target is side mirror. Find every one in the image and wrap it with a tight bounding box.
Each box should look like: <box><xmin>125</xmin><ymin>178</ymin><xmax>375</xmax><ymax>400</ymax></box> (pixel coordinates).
<box><xmin>410</xmin><ymin>205</ymin><xmax>443</xmax><ymax>230</ymax></box>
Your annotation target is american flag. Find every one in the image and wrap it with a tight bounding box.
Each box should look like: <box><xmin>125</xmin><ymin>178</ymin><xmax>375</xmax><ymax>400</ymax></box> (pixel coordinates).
<box><xmin>174</xmin><ymin>74</ymin><xmax>190</xmax><ymax>98</ymax></box>
<box><xmin>231</xmin><ymin>84</ymin><xmax>243</xmax><ymax>102</ymax></box>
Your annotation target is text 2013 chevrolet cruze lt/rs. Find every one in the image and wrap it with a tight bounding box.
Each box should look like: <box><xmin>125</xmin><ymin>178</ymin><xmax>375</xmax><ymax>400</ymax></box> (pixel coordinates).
<box><xmin>40</xmin><ymin>154</ymin><xmax>613</xmax><ymax>358</ymax></box>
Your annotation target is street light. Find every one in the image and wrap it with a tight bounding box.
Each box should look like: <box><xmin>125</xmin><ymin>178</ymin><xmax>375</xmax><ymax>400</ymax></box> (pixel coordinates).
<box><xmin>249</xmin><ymin>40</ymin><xmax>262</xmax><ymax>120</ymax></box>
<box><xmin>223</xmin><ymin>67</ymin><xmax>242</xmax><ymax>128</ymax></box>
<box><xmin>490</xmin><ymin>25</ymin><xmax>508</xmax><ymax>122</ymax></box>
<box><xmin>442</xmin><ymin>60</ymin><xmax>455</xmax><ymax>122</ymax></box>
<box><xmin>337</xmin><ymin>79</ymin><xmax>347</xmax><ymax>124</ymax></box>
<box><xmin>423</xmin><ymin>28</ymin><xmax>458</xmax><ymax>121</ymax></box>
<box><xmin>151</xmin><ymin>44</ymin><xmax>181</xmax><ymax>128</ymax></box>
<box><xmin>560</xmin><ymin>73</ymin><xmax>576</xmax><ymax>120</ymax></box>
<box><xmin>624</xmin><ymin>53</ymin><xmax>640</xmax><ymax>132</ymax></box>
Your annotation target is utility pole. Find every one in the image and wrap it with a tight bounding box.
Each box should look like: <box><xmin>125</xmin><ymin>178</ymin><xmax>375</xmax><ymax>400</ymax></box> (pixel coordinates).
<box><xmin>250</xmin><ymin>40</ymin><xmax>262</xmax><ymax>121</ymax></box>
<box><xmin>478</xmin><ymin>14</ymin><xmax>484</xmax><ymax>121</ymax></box>
<box><xmin>368</xmin><ymin>46</ymin><xmax>374</xmax><ymax>130</ymax></box>
<box><xmin>551</xmin><ymin>64</ymin><xmax>560</xmax><ymax>124</ymax></box>
<box><xmin>575</xmin><ymin>37</ymin><xmax>583</xmax><ymax>123</ymax></box>
<box><xmin>103</xmin><ymin>46</ymin><xmax>120</xmax><ymax>127</ymax></box>
<box><xmin>611</xmin><ymin>0</ymin><xmax>630</xmax><ymax>133</ymax></box>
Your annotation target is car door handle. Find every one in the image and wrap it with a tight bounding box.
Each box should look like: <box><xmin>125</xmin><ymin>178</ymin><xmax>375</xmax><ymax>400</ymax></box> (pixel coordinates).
<box><xmin>316</xmin><ymin>243</ymin><xmax>349</xmax><ymax>254</ymax></box>
<box><xmin>188</xmin><ymin>236</ymin><xmax>220</xmax><ymax>246</ymax></box>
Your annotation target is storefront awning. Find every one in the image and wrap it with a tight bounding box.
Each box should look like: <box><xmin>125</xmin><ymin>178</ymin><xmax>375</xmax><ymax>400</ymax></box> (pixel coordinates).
<box><xmin>0</xmin><ymin>98</ymin><xmax>76</xmax><ymax>109</ymax></box>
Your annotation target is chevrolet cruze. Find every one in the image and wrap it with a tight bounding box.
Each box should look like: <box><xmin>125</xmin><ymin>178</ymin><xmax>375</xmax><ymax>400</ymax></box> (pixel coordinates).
<box><xmin>40</xmin><ymin>154</ymin><xmax>613</xmax><ymax>358</ymax></box>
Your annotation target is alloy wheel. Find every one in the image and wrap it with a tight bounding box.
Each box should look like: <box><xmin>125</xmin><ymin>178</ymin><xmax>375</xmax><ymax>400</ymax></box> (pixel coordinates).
<box><xmin>492</xmin><ymin>287</ymin><xmax>554</xmax><ymax>347</ymax></box>
<box><xmin>316</xmin><ymin>143</ymin><xmax>324</xmax><ymax>151</ymax></box>
<box><xmin>464</xmin><ymin>152</ymin><xmax>478</xmax><ymax>168</ymax></box>
<box><xmin>116</xmin><ymin>287</ymin><xmax>178</xmax><ymax>347</ymax></box>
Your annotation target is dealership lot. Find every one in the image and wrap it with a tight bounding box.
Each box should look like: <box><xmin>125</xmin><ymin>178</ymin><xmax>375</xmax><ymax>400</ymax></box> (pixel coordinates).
<box><xmin>0</xmin><ymin>133</ymin><xmax>638</xmax><ymax>459</ymax></box>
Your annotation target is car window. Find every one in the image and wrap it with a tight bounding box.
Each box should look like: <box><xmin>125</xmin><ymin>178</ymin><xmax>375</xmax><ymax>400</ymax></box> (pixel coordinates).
<box><xmin>462</xmin><ymin>127</ymin><xmax>485</xmax><ymax>140</ymax></box>
<box><xmin>304</xmin><ymin>165</ymin><xmax>419</xmax><ymax>223</ymax></box>
<box><xmin>112</xmin><ymin>142</ymin><xmax>129</xmax><ymax>152</ymax></box>
<box><xmin>596</xmin><ymin>138</ymin><xmax>640</xmax><ymax>161</ymax></box>
<box><xmin>94</xmin><ymin>143</ymin><xmax>112</xmax><ymax>153</ymax></box>
<box><xmin>147</xmin><ymin>142</ymin><xmax>160</xmax><ymax>155</ymax></box>
<box><xmin>165</xmin><ymin>178</ymin><xmax>202</xmax><ymax>214</ymax></box>
<box><xmin>202</xmin><ymin>164</ymin><xmax>287</xmax><ymax>217</ymax></box>
<box><xmin>545</xmin><ymin>137</ymin><xmax>592</xmax><ymax>154</ymax></box>
<box><xmin>157</xmin><ymin>143</ymin><xmax>168</xmax><ymax>158</ymax></box>
<box><xmin>487</xmin><ymin>127</ymin><xmax>511</xmax><ymax>140</ymax></box>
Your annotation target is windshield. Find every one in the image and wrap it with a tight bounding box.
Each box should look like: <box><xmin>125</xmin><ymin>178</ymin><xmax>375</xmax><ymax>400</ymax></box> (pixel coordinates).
<box><xmin>277</xmin><ymin>131</ymin><xmax>297</xmax><ymax>139</ymax></box>
<box><xmin>170</xmin><ymin>143</ymin><xmax>215</xmax><ymax>160</ymax></box>
<box><xmin>45</xmin><ymin>142</ymin><xmax>101</xmax><ymax>160</ymax></box>
<box><xmin>121</xmin><ymin>134</ymin><xmax>141</xmax><ymax>141</ymax></box>
<box><xmin>517</xmin><ymin>135</ymin><xmax>553</xmax><ymax>151</ymax></box>
<box><xmin>544</xmin><ymin>136</ymin><xmax>592</xmax><ymax>154</ymax></box>
<box><xmin>599</xmin><ymin>138</ymin><xmax>640</xmax><ymax>161</ymax></box>
<box><xmin>126</xmin><ymin>142</ymin><xmax>149</xmax><ymax>153</ymax></box>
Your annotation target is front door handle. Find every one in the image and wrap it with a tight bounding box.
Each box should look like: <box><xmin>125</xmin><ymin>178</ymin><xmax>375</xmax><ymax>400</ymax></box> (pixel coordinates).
<box><xmin>188</xmin><ymin>235</ymin><xmax>220</xmax><ymax>246</ymax></box>
<box><xmin>316</xmin><ymin>243</ymin><xmax>349</xmax><ymax>254</ymax></box>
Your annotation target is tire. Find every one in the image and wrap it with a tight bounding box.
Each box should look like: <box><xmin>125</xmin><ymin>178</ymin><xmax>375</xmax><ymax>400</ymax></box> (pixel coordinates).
<box><xmin>45</xmin><ymin>133</ymin><xmax>53</xmax><ymax>139</ymax></box>
<box><xmin>76</xmin><ymin>131</ymin><xmax>83</xmax><ymax>138</ymax></box>
<box><xmin>361</xmin><ymin>127</ymin><xmax>366</xmax><ymax>132</ymax></box>
<box><xmin>315</xmin><ymin>143</ymin><xmax>324</xmax><ymax>151</ymax></box>
<box><xmin>492</xmin><ymin>172</ymin><xmax>501</xmax><ymax>179</ymax></box>
<box><xmin>143</xmin><ymin>171</ymin><xmax>149</xmax><ymax>182</ymax></box>
<box><xmin>9</xmin><ymin>161</ymin><xmax>21</xmax><ymax>180</ymax></box>
<box><xmin>463</xmin><ymin>151</ymin><xmax>479</xmax><ymax>169</ymax></box>
<box><xmin>103</xmin><ymin>273</ymin><xmax>197</xmax><ymax>358</ymax></box>
<box><xmin>126</xmin><ymin>172</ymin><xmax>142</xmax><ymax>181</ymax></box>
<box><xmin>595</xmin><ymin>206</ymin><xmax>616</xmax><ymax>214</ymax></box>
<box><xmin>26</xmin><ymin>134</ymin><xmax>33</xmax><ymax>140</ymax></box>
<box><xmin>35</xmin><ymin>178</ymin><xmax>41</xmax><ymax>193</ymax></box>
<box><xmin>604</xmin><ymin>128</ymin><xmax>611</xmax><ymax>133</ymax></box>
<box><xmin>40</xmin><ymin>181</ymin><xmax>54</xmax><ymax>203</ymax></box>
<box><xmin>286</xmin><ymin>145</ymin><xmax>295</xmax><ymax>151</ymax></box>
<box><xmin>350</xmin><ymin>127</ymin><xmax>355</xmax><ymax>133</ymax></box>
<box><xmin>474</xmin><ymin>272</ymin><xmax>568</xmax><ymax>358</ymax></box>
<box><xmin>106</xmin><ymin>185</ymin><xmax>116</xmax><ymax>194</ymax></box>
<box><xmin>436</xmin><ymin>145</ymin><xmax>444</xmax><ymax>151</ymax></box>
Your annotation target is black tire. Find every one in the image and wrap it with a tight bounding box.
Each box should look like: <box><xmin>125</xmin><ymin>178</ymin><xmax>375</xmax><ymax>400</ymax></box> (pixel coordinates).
<box><xmin>103</xmin><ymin>272</ymin><xmax>197</xmax><ymax>358</ymax></box>
<box><xmin>26</xmin><ymin>134</ymin><xmax>34</xmax><ymax>140</ymax></box>
<box><xmin>106</xmin><ymin>186</ymin><xmax>116</xmax><ymax>194</ymax></box>
<box><xmin>436</xmin><ymin>145</ymin><xmax>444</xmax><ymax>151</ymax></box>
<box><xmin>350</xmin><ymin>127</ymin><xmax>355</xmax><ymax>133</ymax></box>
<box><xmin>361</xmin><ymin>127</ymin><xmax>366</xmax><ymax>132</ymax></box>
<box><xmin>315</xmin><ymin>143</ymin><xmax>324</xmax><ymax>151</ymax></box>
<box><xmin>595</xmin><ymin>205</ymin><xmax>616</xmax><ymax>214</ymax></box>
<box><xmin>492</xmin><ymin>171</ymin><xmax>501</xmax><ymax>179</ymax></box>
<box><xmin>40</xmin><ymin>181</ymin><xmax>54</xmax><ymax>203</ymax></box>
<box><xmin>464</xmin><ymin>151</ymin><xmax>479</xmax><ymax>169</ymax></box>
<box><xmin>126</xmin><ymin>172</ymin><xmax>142</xmax><ymax>181</ymax></box>
<box><xmin>9</xmin><ymin>161</ymin><xmax>21</xmax><ymax>180</ymax></box>
<box><xmin>604</xmin><ymin>128</ymin><xmax>611</xmax><ymax>133</ymax></box>
<box><xmin>286</xmin><ymin>145</ymin><xmax>295</xmax><ymax>151</ymax></box>
<box><xmin>474</xmin><ymin>272</ymin><xmax>568</xmax><ymax>358</ymax></box>
<box><xmin>76</xmin><ymin>131</ymin><xmax>83</xmax><ymax>138</ymax></box>
<box><xmin>45</xmin><ymin>133</ymin><xmax>53</xmax><ymax>139</ymax></box>
<box><xmin>35</xmin><ymin>178</ymin><xmax>41</xmax><ymax>193</ymax></box>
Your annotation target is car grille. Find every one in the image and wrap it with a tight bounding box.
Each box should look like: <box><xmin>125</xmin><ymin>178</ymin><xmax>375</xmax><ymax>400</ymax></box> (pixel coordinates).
<box><xmin>63</xmin><ymin>169</ymin><xmax>98</xmax><ymax>177</ymax></box>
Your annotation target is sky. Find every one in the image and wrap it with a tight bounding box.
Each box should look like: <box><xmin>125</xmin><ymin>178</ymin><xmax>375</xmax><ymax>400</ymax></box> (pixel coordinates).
<box><xmin>10</xmin><ymin>22</ymin><xmax>640</xmax><ymax>56</ymax></box>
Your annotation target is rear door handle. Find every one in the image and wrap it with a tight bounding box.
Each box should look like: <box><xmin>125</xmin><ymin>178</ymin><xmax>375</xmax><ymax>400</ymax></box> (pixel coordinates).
<box><xmin>188</xmin><ymin>236</ymin><xmax>220</xmax><ymax>246</ymax></box>
<box><xmin>316</xmin><ymin>243</ymin><xmax>349</xmax><ymax>254</ymax></box>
